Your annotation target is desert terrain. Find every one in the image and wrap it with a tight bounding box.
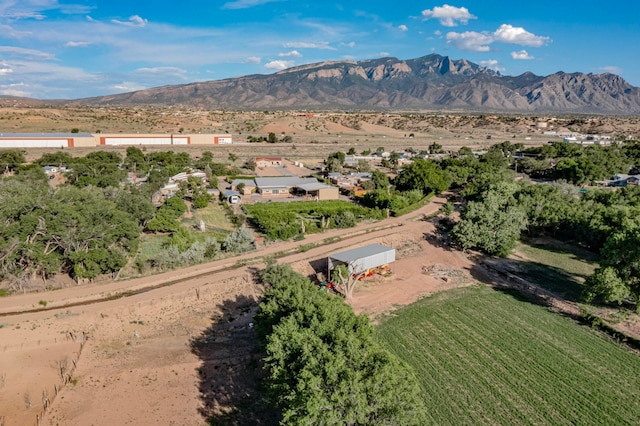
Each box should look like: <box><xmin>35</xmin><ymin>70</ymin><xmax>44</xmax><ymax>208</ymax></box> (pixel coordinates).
<box><xmin>3</xmin><ymin>106</ymin><xmax>640</xmax><ymax>164</ymax></box>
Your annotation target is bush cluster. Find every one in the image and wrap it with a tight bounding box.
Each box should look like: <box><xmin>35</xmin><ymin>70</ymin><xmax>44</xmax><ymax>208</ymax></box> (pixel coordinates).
<box><xmin>245</xmin><ymin>201</ymin><xmax>383</xmax><ymax>240</ymax></box>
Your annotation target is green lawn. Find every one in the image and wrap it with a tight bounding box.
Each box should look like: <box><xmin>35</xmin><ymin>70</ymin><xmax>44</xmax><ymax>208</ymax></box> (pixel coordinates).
<box><xmin>511</xmin><ymin>239</ymin><xmax>599</xmax><ymax>301</ymax></box>
<box><xmin>186</xmin><ymin>201</ymin><xmax>236</xmax><ymax>234</ymax></box>
<box><xmin>377</xmin><ymin>285</ymin><xmax>640</xmax><ymax>425</ymax></box>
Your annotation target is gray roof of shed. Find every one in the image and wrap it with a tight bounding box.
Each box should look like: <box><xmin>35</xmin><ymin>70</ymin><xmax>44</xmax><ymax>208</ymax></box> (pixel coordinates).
<box><xmin>329</xmin><ymin>244</ymin><xmax>394</xmax><ymax>263</ymax></box>
<box><xmin>231</xmin><ymin>179</ymin><xmax>256</xmax><ymax>187</ymax></box>
<box><xmin>255</xmin><ymin>176</ymin><xmax>318</xmax><ymax>189</ymax></box>
<box><xmin>296</xmin><ymin>182</ymin><xmax>334</xmax><ymax>191</ymax></box>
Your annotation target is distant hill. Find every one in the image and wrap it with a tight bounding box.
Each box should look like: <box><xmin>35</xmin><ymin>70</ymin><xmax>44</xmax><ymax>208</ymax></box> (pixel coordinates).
<box><xmin>43</xmin><ymin>54</ymin><xmax>640</xmax><ymax>114</ymax></box>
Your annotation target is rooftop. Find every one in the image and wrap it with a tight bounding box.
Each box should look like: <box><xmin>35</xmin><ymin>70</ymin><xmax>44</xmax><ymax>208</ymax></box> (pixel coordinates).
<box><xmin>329</xmin><ymin>244</ymin><xmax>395</xmax><ymax>264</ymax></box>
<box><xmin>0</xmin><ymin>132</ymin><xmax>93</xmax><ymax>138</ymax></box>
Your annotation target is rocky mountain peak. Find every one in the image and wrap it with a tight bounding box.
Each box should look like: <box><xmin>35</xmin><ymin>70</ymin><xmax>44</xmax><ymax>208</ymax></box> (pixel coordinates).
<box><xmin>65</xmin><ymin>54</ymin><xmax>640</xmax><ymax>114</ymax></box>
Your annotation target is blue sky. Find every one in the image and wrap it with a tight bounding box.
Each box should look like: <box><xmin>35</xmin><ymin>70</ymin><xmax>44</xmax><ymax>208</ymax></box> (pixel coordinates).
<box><xmin>0</xmin><ymin>1</ymin><xmax>638</xmax><ymax>99</ymax></box>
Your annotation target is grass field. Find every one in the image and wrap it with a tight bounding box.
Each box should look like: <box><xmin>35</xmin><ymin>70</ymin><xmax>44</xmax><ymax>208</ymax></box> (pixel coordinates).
<box><xmin>377</xmin><ymin>285</ymin><xmax>640</xmax><ymax>425</ymax></box>
<box><xmin>504</xmin><ymin>239</ymin><xmax>600</xmax><ymax>301</ymax></box>
<box><xmin>184</xmin><ymin>202</ymin><xmax>236</xmax><ymax>235</ymax></box>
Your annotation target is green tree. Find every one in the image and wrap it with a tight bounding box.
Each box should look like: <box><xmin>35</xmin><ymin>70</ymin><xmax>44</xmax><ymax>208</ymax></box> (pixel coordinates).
<box><xmin>124</xmin><ymin>146</ymin><xmax>148</xmax><ymax>173</ymax></box>
<box><xmin>584</xmin><ymin>220</ymin><xmax>640</xmax><ymax>311</ymax></box>
<box><xmin>452</xmin><ymin>182</ymin><xmax>527</xmax><ymax>257</ymax></box>
<box><xmin>0</xmin><ymin>150</ymin><xmax>26</xmax><ymax>172</ymax></box>
<box><xmin>429</xmin><ymin>142</ymin><xmax>443</xmax><ymax>154</ymax></box>
<box><xmin>371</xmin><ymin>169</ymin><xmax>390</xmax><ymax>190</ymax></box>
<box><xmin>325</xmin><ymin>157</ymin><xmax>343</xmax><ymax>173</ymax></box>
<box><xmin>166</xmin><ymin>226</ymin><xmax>195</xmax><ymax>253</ymax></box>
<box><xmin>243</xmin><ymin>158</ymin><xmax>257</xmax><ymax>171</ymax></box>
<box><xmin>267</xmin><ymin>132</ymin><xmax>277</xmax><ymax>143</ymax></box>
<box><xmin>36</xmin><ymin>151</ymin><xmax>72</xmax><ymax>167</ymax></box>
<box><xmin>179</xmin><ymin>176</ymin><xmax>211</xmax><ymax>209</ymax></box>
<box><xmin>355</xmin><ymin>159</ymin><xmax>371</xmax><ymax>173</ymax></box>
<box><xmin>255</xmin><ymin>263</ymin><xmax>428</xmax><ymax>425</ymax></box>
<box><xmin>146</xmin><ymin>196</ymin><xmax>187</xmax><ymax>233</ymax></box>
<box><xmin>394</xmin><ymin>159</ymin><xmax>451</xmax><ymax>194</ymax></box>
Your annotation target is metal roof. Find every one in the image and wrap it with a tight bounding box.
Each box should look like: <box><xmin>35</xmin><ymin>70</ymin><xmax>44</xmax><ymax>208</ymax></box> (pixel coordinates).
<box><xmin>255</xmin><ymin>176</ymin><xmax>318</xmax><ymax>189</ymax></box>
<box><xmin>329</xmin><ymin>244</ymin><xmax>394</xmax><ymax>264</ymax></box>
<box><xmin>296</xmin><ymin>182</ymin><xmax>334</xmax><ymax>192</ymax></box>
<box><xmin>231</xmin><ymin>179</ymin><xmax>256</xmax><ymax>187</ymax></box>
<box><xmin>0</xmin><ymin>132</ymin><xmax>93</xmax><ymax>137</ymax></box>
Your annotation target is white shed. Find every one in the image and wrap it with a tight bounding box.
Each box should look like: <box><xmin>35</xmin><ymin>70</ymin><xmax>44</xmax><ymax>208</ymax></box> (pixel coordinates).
<box><xmin>327</xmin><ymin>244</ymin><xmax>395</xmax><ymax>280</ymax></box>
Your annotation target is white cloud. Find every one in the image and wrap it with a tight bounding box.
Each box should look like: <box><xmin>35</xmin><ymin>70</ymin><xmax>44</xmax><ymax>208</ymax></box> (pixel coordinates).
<box><xmin>222</xmin><ymin>0</ymin><xmax>285</xmax><ymax>10</ymax></box>
<box><xmin>65</xmin><ymin>41</ymin><xmax>90</xmax><ymax>47</ymax></box>
<box><xmin>447</xmin><ymin>25</ymin><xmax>551</xmax><ymax>53</ymax></box>
<box><xmin>1</xmin><ymin>85</ymin><xmax>31</xmax><ymax>97</ymax></box>
<box><xmin>398</xmin><ymin>24</ymin><xmax>408</xmax><ymax>31</ymax></box>
<box><xmin>339</xmin><ymin>41</ymin><xmax>356</xmax><ymax>48</ymax></box>
<box><xmin>3</xmin><ymin>12</ymin><xmax>45</xmax><ymax>20</ymax></box>
<box><xmin>134</xmin><ymin>67</ymin><xmax>187</xmax><ymax>78</ymax></box>
<box><xmin>246</xmin><ymin>56</ymin><xmax>261</xmax><ymax>64</ymax></box>
<box><xmin>379</xmin><ymin>51</ymin><xmax>390</xmax><ymax>57</ymax></box>
<box><xmin>0</xmin><ymin>46</ymin><xmax>55</xmax><ymax>60</ymax></box>
<box><xmin>446</xmin><ymin>31</ymin><xmax>493</xmax><ymax>52</ymax></box>
<box><xmin>511</xmin><ymin>50</ymin><xmax>534</xmax><ymax>60</ymax></box>
<box><xmin>494</xmin><ymin>24</ymin><xmax>550</xmax><ymax>47</ymax></box>
<box><xmin>283</xmin><ymin>41</ymin><xmax>336</xmax><ymax>50</ymax></box>
<box><xmin>422</xmin><ymin>4</ymin><xmax>476</xmax><ymax>27</ymax></box>
<box><xmin>265</xmin><ymin>60</ymin><xmax>294</xmax><ymax>70</ymax></box>
<box><xmin>479</xmin><ymin>59</ymin><xmax>505</xmax><ymax>72</ymax></box>
<box><xmin>279</xmin><ymin>50</ymin><xmax>302</xmax><ymax>57</ymax></box>
<box><xmin>434</xmin><ymin>30</ymin><xmax>442</xmax><ymax>36</ymax></box>
<box><xmin>112</xmin><ymin>82</ymin><xmax>146</xmax><ymax>92</ymax></box>
<box><xmin>597</xmin><ymin>66</ymin><xmax>623</xmax><ymax>75</ymax></box>
<box><xmin>0</xmin><ymin>24</ymin><xmax>32</xmax><ymax>38</ymax></box>
<box><xmin>111</xmin><ymin>15</ymin><xmax>148</xmax><ymax>28</ymax></box>
<box><xmin>0</xmin><ymin>66</ymin><xmax>13</xmax><ymax>75</ymax></box>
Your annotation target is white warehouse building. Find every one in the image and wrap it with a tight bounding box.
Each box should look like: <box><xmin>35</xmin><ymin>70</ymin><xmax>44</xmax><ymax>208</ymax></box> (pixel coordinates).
<box><xmin>0</xmin><ymin>133</ymin><xmax>232</xmax><ymax>149</ymax></box>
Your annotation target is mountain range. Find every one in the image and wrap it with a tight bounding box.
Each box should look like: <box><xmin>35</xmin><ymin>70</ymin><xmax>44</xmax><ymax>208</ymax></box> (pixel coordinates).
<box><xmin>18</xmin><ymin>54</ymin><xmax>640</xmax><ymax>113</ymax></box>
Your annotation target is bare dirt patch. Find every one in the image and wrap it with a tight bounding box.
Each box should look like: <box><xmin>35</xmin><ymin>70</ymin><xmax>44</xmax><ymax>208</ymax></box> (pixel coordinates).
<box><xmin>347</xmin><ymin>221</ymin><xmax>476</xmax><ymax>320</ymax></box>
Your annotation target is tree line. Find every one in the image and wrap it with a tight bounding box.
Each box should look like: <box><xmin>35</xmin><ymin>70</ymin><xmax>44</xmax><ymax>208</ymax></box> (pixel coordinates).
<box><xmin>436</xmin><ymin>140</ymin><xmax>640</xmax><ymax>312</ymax></box>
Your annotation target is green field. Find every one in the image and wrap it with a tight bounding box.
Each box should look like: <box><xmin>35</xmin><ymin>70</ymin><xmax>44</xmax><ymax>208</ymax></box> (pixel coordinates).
<box><xmin>184</xmin><ymin>202</ymin><xmax>236</xmax><ymax>235</ymax></box>
<box><xmin>377</xmin><ymin>285</ymin><xmax>640</xmax><ymax>425</ymax></box>
<box><xmin>511</xmin><ymin>239</ymin><xmax>599</xmax><ymax>301</ymax></box>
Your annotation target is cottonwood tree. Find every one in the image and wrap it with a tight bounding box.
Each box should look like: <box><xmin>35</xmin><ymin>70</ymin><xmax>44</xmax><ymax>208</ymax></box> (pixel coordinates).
<box><xmin>452</xmin><ymin>181</ymin><xmax>527</xmax><ymax>257</ymax></box>
<box><xmin>255</xmin><ymin>263</ymin><xmax>428</xmax><ymax>425</ymax></box>
<box><xmin>332</xmin><ymin>263</ymin><xmax>366</xmax><ymax>300</ymax></box>
<box><xmin>394</xmin><ymin>159</ymin><xmax>451</xmax><ymax>194</ymax></box>
<box><xmin>584</xmin><ymin>220</ymin><xmax>640</xmax><ymax>311</ymax></box>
